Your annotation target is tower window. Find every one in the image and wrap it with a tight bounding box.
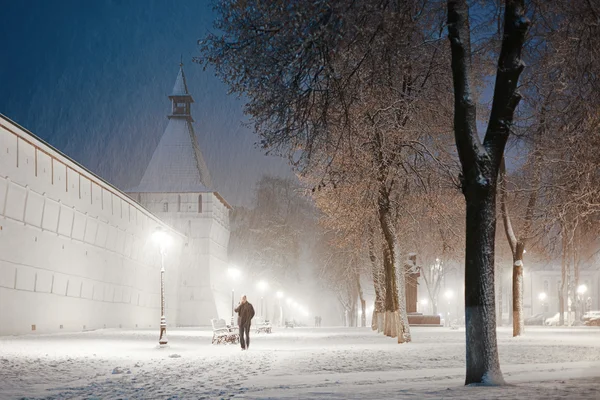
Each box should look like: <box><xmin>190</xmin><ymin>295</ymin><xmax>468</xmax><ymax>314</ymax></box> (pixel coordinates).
<box><xmin>198</xmin><ymin>195</ymin><xmax>202</xmax><ymax>213</ymax></box>
<box><xmin>163</xmin><ymin>202</ymin><xmax>168</xmax><ymax>212</ymax></box>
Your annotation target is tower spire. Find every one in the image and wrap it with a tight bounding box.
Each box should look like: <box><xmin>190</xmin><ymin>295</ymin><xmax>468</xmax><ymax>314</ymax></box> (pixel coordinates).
<box><xmin>168</xmin><ymin>61</ymin><xmax>193</xmax><ymax>121</ymax></box>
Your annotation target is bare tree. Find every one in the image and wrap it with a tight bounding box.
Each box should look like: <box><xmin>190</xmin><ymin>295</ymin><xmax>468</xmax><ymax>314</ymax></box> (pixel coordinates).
<box><xmin>447</xmin><ymin>0</ymin><xmax>529</xmax><ymax>385</ymax></box>
<box><xmin>498</xmin><ymin>133</ymin><xmax>541</xmax><ymax>337</ymax></box>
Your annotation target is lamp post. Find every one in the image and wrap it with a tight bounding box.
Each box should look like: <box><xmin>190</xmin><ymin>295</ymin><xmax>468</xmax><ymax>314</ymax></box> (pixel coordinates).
<box><xmin>538</xmin><ymin>292</ymin><xmax>547</xmax><ymax>314</ymax></box>
<box><xmin>228</xmin><ymin>267</ymin><xmax>241</xmax><ymax>325</ymax></box>
<box><xmin>276</xmin><ymin>291</ymin><xmax>284</xmax><ymax>326</ymax></box>
<box><xmin>577</xmin><ymin>284</ymin><xmax>588</xmax><ymax>321</ymax></box>
<box><xmin>152</xmin><ymin>227</ymin><xmax>171</xmax><ymax>345</ymax></box>
<box><xmin>419</xmin><ymin>298</ymin><xmax>429</xmax><ymax>314</ymax></box>
<box><xmin>257</xmin><ymin>280</ymin><xmax>269</xmax><ymax>317</ymax></box>
<box><xmin>444</xmin><ymin>289</ymin><xmax>454</xmax><ymax>327</ymax></box>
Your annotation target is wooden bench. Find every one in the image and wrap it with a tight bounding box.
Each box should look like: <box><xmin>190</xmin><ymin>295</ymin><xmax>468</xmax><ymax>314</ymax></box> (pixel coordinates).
<box><xmin>254</xmin><ymin>317</ymin><xmax>272</xmax><ymax>334</ymax></box>
<box><xmin>211</xmin><ymin>318</ymin><xmax>239</xmax><ymax>345</ymax></box>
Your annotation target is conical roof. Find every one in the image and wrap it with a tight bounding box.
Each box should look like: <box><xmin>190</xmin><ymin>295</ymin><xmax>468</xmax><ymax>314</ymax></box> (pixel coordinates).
<box><xmin>170</xmin><ymin>64</ymin><xmax>190</xmax><ymax>97</ymax></box>
<box><xmin>128</xmin><ymin>65</ymin><xmax>213</xmax><ymax>193</ymax></box>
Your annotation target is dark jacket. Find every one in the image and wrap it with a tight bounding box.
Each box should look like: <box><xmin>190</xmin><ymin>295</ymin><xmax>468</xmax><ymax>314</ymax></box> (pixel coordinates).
<box><xmin>234</xmin><ymin>302</ymin><xmax>255</xmax><ymax>326</ymax></box>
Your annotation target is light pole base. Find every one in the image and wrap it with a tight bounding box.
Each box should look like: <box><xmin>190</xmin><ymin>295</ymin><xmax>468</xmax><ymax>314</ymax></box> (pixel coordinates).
<box><xmin>159</xmin><ymin>328</ymin><xmax>168</xmax><ymax>345</ymax></box>
<box><xmin>159</xmin><ymin>316</ymin><xmax>168</xmax><ymax>345</ymax></box>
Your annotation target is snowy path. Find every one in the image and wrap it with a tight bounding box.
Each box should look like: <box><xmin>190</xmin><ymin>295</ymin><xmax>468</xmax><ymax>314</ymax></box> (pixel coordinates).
<box><xmin>1</xmin><ymin>326</ymin><xmax>599</xmax><ymax>399</ymax></box>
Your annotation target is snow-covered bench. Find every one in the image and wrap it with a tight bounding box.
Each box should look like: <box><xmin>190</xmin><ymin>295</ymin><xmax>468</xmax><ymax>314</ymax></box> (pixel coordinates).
<box><xmin>211</xmin><ymin>318</ymin><xmax>239</xmax><ymax>345</ymax></box>
<box><xmin>254</xmin><ymin>317</ymin><xmax>272</xmax><ymax>334</ymax></box>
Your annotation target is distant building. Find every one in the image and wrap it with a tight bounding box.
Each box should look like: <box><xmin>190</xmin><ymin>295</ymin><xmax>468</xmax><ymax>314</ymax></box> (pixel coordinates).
<box><xmin>128</xmin><ymin>63</ymin><xmax>232</xmax><ymax>325</ymax></box>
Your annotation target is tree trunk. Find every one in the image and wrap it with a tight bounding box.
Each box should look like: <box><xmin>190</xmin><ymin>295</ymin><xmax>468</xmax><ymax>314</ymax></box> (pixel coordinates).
<box><xmin>497</xmin><ymin>265</ymin><xmax>503</xmax><ymax>327</ymax></box>
<box><xmin>369</xmin><ymin>225</ymin><xmax>386</xmax><ymax>332</ymax></box>
<box><xmin>371</xmin><ymin>301</ymin><xmax>377</xmax><ymax>330</ymax></box>
<box><xmin>380</xmin><ymin>201</ymin><xmax>399</xmax><ymax>338</ymax></box>
<box><xmin>463</xmin><ymin>187</ymin><xmax>504</xmax><ymax>385</ymax></box>
<box><xmin>377</xmin><ymin>186</ymin><xmax>410</xmax><ymax>342</ymax></box>
<box><xmin>357</xmin><ymin>275</ymin><xmax>366</xmax><ymax>327</ymax></box>
<box><xmin>397</xmin><ymin>261</ymin><xmax>411</xmax><ymax>343</ymax></box>
<box><xmin>559</xmin><ymin>233</ymin><xmax>568</xmax><ymax>326</ymax></box>
<box><xmin>512</xmin><ymin>243</ymin><xmax>524</xmax><ymax>337</ymax></box>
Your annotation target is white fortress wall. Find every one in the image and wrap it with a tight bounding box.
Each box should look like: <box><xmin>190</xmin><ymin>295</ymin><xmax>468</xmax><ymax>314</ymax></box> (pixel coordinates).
<box><xmin>0</xmin><ymin>115</ymin><xmax>187</xmax><ymax>336</ymax></box>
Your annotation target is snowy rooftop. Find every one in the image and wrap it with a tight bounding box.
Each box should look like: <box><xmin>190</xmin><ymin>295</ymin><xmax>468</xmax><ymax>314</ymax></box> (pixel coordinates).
<box><xmin>129</xmin><ymin>118</ymin><xmax>213</xmax><ymax>192</ymax></box>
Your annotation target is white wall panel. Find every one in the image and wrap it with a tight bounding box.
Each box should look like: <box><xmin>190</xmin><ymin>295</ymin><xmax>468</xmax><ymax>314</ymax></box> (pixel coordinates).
<box><xmin>5</xmin><ymin>182</ymin><xmax>27</xmax><ymax>221</ymax></box>
<box><xmin>42</xmin><ymin>198</ymin><xmax>60</xmax><ymax>232</ymax></box>
<box><xmin>80</xmin><ymin>175</ymin><xmax>91</xmax><ymax>209</ymax></box>
<box><xmin>24</xmin><ymin>190</ymin><xmax>44</xmax><ymax>228</ymax></box>
<box><xmin>0</xmin><ymin>126</ymin><xmax>18</xmax><ymax>175</ymax></box>
<box><xmin>91</xmin><ymin>182</ymin><xmax>101</xmax><ymax>210</ymax></box>
<box><xmin>57</xmin><ymin>205</ymin><xmax>74</xmax><ymax>237</ymax></box>
<box><xmin>0</xmin><ymin>176</ymin><xmax>7</xmax><ymax>215</ymax></box>
<box><xmin>84</xmin><ymin>217</ymin><xmax>98</xmax><ymax>244</ymax></box>
<box><xmin>36</xmin><ymin>150</ymin><xmax>52</xmax><ymax>187</ymax></box>
<box><xmin>66</xmin><ymin>277</ymin><xmax>82</xmax><ymax>298</ymax></box>
<box><xmin>16</xmin><ymin>139</ymin><xmax>36</xmax><ymax>184</ymax></box>
<box><xmin>116</xmin><ymin>228</ymin><xmax>126</xmax><ymax>255</ymax></box>
<box><xmin>67</xmin><ymin>168</ymin><xmax>79</xmax><ymax>205</ymax></box>
<box><xmin>52</xmin><ymin>161</ymin><xmax>67</xmax><ymax>194</ymax></box>
<box><xmin>35</xmin><ymin>269</ymin><xmax>53</xmax><ymax>293</ymax></box>
<box><xmin>15</xmin><ymin>265</ymin><xmax>36</xmax><ymax>291</ymax></box>
<box><xmin>102</xmin><ymin>188</ymin><xmax>112</xmax><ymax>216</ymax></box>
<box><xmin>71</xmin><ymin>211</ymin><xmax>86</xmax><ymax>241</ymax></box>
<box><xmin>0</xmin><ymin>261</ymin><xmax>16</xmax><ymax>289</ymax></box>
<box><xmin>96</xmin><ymin>220</ymin><xmax>108</xmax><ymax>248</ymax></box>
<box><xmin>105</xmin><ymin>225</ymin><xmax>117</xmax><ymax>252</ymax></box>
<box><xmin>81</xmin><ymin>280</ymin><xmax>94</xmax><ymax>300</ymax></box>
<box><xmin>52</xmin><ymin>273</ymin><xmax>69</xmax><ymax>296</ymax></box>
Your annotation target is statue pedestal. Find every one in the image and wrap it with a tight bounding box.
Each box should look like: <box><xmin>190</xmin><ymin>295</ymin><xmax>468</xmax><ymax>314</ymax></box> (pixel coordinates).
<box><xmin>407</xmin><ymin>312</ymin><xmax>442</xmax><ymax>326</ymax></box>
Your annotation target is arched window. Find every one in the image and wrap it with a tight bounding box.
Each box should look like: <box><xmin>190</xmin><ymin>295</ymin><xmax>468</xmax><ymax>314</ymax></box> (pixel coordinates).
<box><xmin>163</xmin><ymin>202</ymin><xmax>168</xmax><ymax>212</ymax></box>
<box><xmin>198</xmin><ymin>194</ymin><xmax>202</xmax><ymax>213</ymax></box>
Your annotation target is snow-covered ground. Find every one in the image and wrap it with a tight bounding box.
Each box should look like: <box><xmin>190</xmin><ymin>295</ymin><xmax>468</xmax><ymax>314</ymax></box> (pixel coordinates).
<box><xmin>1</xmin><ymin>326</ymin><xmax>599</xmax><ymax>399</ymax></box>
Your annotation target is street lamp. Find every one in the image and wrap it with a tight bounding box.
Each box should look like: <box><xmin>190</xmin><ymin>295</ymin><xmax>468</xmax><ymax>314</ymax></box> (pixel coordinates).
<box><xmin>228</xmin><ymin>267</ymin><xmax>242</xmax><ymax>325</ymax></box>
<box><xmin>444</xmin><ymin>290</ymin><xmax>454</xmax><ymax>327</ymax></box>
<box><xmin>276</xmin><ymin>291</ymin><xmax>284</xmax><ymax>326</ymax></box>
<box><xmin>257</xmin><ymin>280</ymin><xmax>269</xmax><ymax>317</ymax></box>
<box><xmin>419</xmin><ymin>298</ymin><xmax>429</xmax><ymax>314</ymax></box>
<box><xmin>538</xmin><ymin>292</ymin><xmax>548</xmax><ymax>313</ymax></box>
<box><xmin>152</xmin><ymin>227</ymin><xmax>171</xmax><ymax>345</ymax></box>
<box><xmin>577</xmin><ymin>285</ymin><xmax>588</xmax><ymax>320</ymax></box>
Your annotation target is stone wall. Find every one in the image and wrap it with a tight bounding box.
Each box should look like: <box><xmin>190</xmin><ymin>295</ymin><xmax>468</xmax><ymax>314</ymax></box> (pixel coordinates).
<box><xmin>0</xmin><ymin>115</ymin><xmax>188</xmax><ymax>335</ymax></box>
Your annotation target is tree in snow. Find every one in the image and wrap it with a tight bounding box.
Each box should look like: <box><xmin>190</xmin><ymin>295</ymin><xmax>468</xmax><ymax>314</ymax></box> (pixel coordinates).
<box><xmin>228</xmin><ymin>175</ymin><xmax>316</xmax><ymax>283</ymax></box>
<box><xmin>199</xmin><ymin>0</ymin><xmax>454</xmax><ymax>344</ymax></box>
<box><xmin>447</xmin><ymin>0</ymin><xmax>529</xmax><ymax>385</ymax></box>
<box><xmin>516</xmin><ymin>0</ymin><xmax>600</xmax><ymax>326</ymax></box>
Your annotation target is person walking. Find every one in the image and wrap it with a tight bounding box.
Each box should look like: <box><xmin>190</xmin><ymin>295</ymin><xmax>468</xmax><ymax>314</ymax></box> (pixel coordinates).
<box><xmin>234</xmin><ymin>295</ymin><xmax>255</xmax><ymax>350</ymax></box>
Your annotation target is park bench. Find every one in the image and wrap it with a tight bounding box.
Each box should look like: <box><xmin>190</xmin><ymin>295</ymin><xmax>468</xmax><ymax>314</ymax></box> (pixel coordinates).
<box><xmin>284</xmin><ymin>320</ymin><xmax>295</xmax><ymax>328</ymax></box>
<box><xmin>211</xmin><ymin>318</ymin><xmax>239</xmax><ymax>345</ymax></box>
<box><xmin>254</xmin><ymin>317</ymin><xmax>272</xmax><ymax>334</ymax></box>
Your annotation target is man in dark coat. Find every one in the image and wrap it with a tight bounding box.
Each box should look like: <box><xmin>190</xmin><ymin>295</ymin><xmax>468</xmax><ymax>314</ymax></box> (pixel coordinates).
<box><xmin>234</xmin><ymin>295</ymin><xmax>255</xmax><ymax>350</ymax></box>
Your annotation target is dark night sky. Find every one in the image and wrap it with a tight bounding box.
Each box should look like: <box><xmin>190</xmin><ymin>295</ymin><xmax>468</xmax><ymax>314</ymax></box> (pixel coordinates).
<box><xmin>0</xmin><ymin>0</ymin><xmax>292</xmax><ymax>207</ymax></box>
